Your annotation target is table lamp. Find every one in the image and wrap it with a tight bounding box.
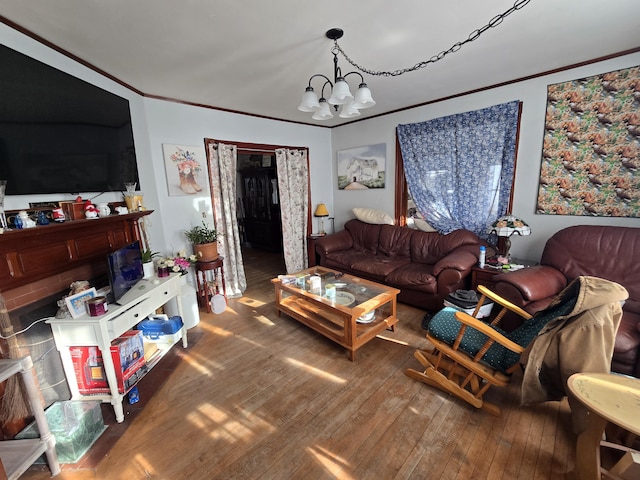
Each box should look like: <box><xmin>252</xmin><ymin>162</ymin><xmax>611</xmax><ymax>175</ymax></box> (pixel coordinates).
<box><xmin>487</xmin><ymin>214</ymin><xmax>531</xmax><ymax>258</ymax></box>
<box><xmin>314</xmin><ymin>203</ymin><xmax>330</xmax><ymax>235</ymax></box>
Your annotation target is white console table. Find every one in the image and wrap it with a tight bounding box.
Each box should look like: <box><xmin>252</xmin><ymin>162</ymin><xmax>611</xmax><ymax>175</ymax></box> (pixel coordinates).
<box><xmin>47</xmin><ymin>274</ymin><xmax>186</xmax><ymax>423</ymax></box>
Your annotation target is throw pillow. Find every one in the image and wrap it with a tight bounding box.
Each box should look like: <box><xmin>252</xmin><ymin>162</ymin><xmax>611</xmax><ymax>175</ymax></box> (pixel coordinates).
<box><xmin>352</xmin><ymin>208</ymin><xmax>394</xmax><ymax>225</ymax></box>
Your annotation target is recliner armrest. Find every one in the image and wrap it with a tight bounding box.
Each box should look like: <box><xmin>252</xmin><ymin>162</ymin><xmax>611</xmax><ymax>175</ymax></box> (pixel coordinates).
<box><xmin>493</xmin><ymin>265</ymin><xmax>567</xmax><ymax>304</ymax></box>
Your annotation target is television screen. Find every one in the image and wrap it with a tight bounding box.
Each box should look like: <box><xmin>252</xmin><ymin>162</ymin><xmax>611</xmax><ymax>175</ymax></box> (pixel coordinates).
<box><xmin>107</xmin><ymin>241</ymin><xmax>143</xmax><ymax>305</ymax></box>
<box><xmin>0</xmin><ymin>44</ymin><xmax>140</xmax><ymax>195</ymax></box>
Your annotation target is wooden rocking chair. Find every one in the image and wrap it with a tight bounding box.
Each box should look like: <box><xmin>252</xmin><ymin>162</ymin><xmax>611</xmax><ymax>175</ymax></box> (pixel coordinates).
<box><xmin>406</xmin><ymin>285</ymin><xmax>550</xmax><ymax>416</ymax></box>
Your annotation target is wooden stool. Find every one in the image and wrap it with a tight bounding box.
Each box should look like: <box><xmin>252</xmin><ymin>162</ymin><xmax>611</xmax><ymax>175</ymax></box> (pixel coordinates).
<box><xmin>195</xmin><ymin>257</ymin><xmax>226</xmax><ymax>313</ymax></box>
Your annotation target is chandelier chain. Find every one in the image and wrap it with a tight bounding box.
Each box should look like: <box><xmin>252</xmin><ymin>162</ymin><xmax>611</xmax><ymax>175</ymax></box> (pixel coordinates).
<box><xmin>333</xmin><ymin>0</ymin><xmax>531</xmax><ymax>78</ymax></box>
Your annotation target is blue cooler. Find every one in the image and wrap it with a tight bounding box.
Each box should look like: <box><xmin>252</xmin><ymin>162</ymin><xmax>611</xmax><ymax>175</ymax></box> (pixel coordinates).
<box><xmin>137</xmin><ymin>315</ymin><xmax>183</xmax><ymax>340</ymax></box>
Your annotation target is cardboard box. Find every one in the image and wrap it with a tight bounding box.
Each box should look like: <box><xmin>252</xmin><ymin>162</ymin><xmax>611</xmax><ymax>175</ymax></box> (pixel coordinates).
<box><xmin>16</xmin><ymin>401</ymin><xmax>107</xmax><ymax>464</ymax></box>
<box><xmin>59</xmin><ymin>201</ymin><xmax>86</xmax><ymax>220</ymax></box>
<box><xmin>70</xmin><ymin>330</ymin><xmax>147</xmax><ymax>394</ymax></box>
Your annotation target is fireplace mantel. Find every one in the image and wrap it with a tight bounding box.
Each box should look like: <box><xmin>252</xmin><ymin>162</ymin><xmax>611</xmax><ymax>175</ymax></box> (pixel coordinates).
<box><xmin>0</xmin><ymin>211</ymin><xmax>152</xmax><ymax>311</ymax></box>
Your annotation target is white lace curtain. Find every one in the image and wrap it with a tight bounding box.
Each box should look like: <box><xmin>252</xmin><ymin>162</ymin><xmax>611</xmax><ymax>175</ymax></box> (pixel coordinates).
<box><xmin>206</xmin><ymin>141</ymin><xmax>246</xmax><ymax>297</ymax></box>
<box><xmin>275</xmin><ymin>148</ymin><xmax>309</xmax><ymax>273</ymax></box>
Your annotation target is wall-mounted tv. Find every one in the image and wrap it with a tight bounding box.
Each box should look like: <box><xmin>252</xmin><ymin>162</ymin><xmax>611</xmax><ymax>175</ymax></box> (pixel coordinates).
<box><xmin>0</xmin><ymin>44</ymin><xmax>140</xmax><ymax>195</ymax></box>
<box><xmin>107</xmin><ymin>241</ymin><xmax>144</xmax><ymax>305</ymax></box>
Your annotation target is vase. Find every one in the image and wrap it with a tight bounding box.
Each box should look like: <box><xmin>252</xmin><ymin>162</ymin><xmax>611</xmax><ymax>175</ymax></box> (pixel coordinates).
<box><xmin>194</xmin><ymin>242</ymin><xmax>218</xmax><ymax>262</ymax></box>
<box><xmin>165</xmin><ymin>275</ymin><xmax>200</xmax><ymax>329</ymax></box>
<box><xmin>143</xmin><ymin>261</ymin><xmax>155</xmax><ymax>279</ymax></box>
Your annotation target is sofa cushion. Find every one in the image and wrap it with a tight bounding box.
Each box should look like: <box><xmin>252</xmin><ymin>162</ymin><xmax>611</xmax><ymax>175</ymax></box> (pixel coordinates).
<box><xmin>378</xmin><ymin>224</ymin><xmax>414</xmax><ymax>257</ymax></box>
<box><xmin>351</xmin><ymin>257</ymin><xmax>411</xmax><ymax>279</ymax></box>
<box><xmin>344</xmin><ymin>219</ymin><xmax>382</xmax><ymax>254</ymax></box>
<box><xmin>323</xmin><ymin>250</ymin><xmax>375</xmax><ymax>271</ymax></box>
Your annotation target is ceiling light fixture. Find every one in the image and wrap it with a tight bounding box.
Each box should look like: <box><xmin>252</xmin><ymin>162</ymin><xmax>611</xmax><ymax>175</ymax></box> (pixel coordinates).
<box><xmin>298</xmin><ymin>28</ymin><xmax>376</xmax><ymax>121</ymax></box>
<box><xmin>299</xmin><ymin>0</ymin><xmax>530</xmax><ymax>121</ymax></box>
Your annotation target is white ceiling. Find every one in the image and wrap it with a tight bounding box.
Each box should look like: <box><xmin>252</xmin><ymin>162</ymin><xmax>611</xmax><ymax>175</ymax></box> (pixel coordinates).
<box><xmin>1</xmin><ymin>0</ymin><xmax>639</xmax><ymax>127</ymax></box>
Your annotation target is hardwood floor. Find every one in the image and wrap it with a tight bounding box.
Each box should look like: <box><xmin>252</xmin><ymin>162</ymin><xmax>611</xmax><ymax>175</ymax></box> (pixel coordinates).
<box><xmin>23</xmin><ymin>249</ymin><xmax>577</xmax><ymax>479</ymax></box>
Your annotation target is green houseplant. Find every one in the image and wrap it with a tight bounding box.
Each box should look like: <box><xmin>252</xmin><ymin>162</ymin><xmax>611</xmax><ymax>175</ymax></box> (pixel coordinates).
<box><xmin>184</xmin><ymin>221</ymin><xmax>219</xmax><ymax>262</ymax></box>
<box><xmin>141</xmin><ymin>249</ymin><xmax>160</xmax><ymax>278</ymax></box>
<box><xmin>141</xmin><ymin>249</ymin><xmax>160</xmax><ymax>264</ymax></box>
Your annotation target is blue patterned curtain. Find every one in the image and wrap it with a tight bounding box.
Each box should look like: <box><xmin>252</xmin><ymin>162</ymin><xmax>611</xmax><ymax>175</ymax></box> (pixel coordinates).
<box><xmin>397</xmin><ymin>100</ymin><xmax>520</xmax><ymax>238</ymax></box>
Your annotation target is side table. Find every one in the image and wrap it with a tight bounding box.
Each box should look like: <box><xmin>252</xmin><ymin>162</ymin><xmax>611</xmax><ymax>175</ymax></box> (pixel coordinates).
<box><xmin>567</xmin><ymin>373</ymin><xmax>640</xmax><ymax>480</ymax></box>
<box><xmin>195</xmin><ymin>257</ymin><xmax>226</xmax><ymax>313</ymax></box>
<box><xmin>470</xmin><ymin>258</ymin><xmax>538</xmax><ymax>291</ymax></box>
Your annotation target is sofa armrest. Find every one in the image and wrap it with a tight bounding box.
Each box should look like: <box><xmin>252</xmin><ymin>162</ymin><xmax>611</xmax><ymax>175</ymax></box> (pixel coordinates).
<box><xmin>432</xmin><ymin>249</ymin><xmax>478</xmax><ymax>276</ymax></box>
<box><xmin>493</xmin><ymin>265</ymin><xmax>567</xmax><ymax>304</ymax></box>
<box><xmin>314</xmin><ymin>230</ymin><xmax>353</xmax><ymax>258</ymax></box>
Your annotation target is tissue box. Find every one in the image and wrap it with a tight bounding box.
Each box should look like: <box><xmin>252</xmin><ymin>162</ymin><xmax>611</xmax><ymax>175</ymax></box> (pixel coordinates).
<box><xmin>70</xmin><ymin>330</ymin><xmax>147</xmax><ymax>394</ymax></box>
<box><xmin>16</xmin><ymin>401</ymin><xmax>106</xmax><ymax>464</ymax></box>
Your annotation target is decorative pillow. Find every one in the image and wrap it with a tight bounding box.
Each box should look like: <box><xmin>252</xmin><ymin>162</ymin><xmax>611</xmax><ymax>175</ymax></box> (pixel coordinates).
<box><xmin>352</xmin><ymin>208</ymin><xmax>394</xmax><ymax>225</ymax></box>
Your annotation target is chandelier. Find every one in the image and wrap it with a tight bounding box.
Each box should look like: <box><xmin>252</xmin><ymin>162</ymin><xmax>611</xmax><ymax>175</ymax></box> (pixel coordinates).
<box><xmin>298</xmin><ymin>1</ymin><xmax>530</xmax><ymax>121</ymax></box>
<box><xmin>297</xmin><ymin>28</ymin><xmax>375</xmax><ymax>121</ymax></box>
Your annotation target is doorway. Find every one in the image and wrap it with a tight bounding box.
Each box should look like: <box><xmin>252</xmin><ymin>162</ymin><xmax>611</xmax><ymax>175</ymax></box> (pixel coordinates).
<box><xmin>205</xmin><ymin>140</ymin><xmax>310</xmax><ymax>293</ymax></box>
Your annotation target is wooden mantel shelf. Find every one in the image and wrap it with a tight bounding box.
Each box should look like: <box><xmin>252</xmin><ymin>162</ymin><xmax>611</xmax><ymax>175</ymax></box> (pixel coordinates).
<box><xmin>0</xmin><ymin>211</ymin><xmax>152</xmax><ymax>293</ymax></box>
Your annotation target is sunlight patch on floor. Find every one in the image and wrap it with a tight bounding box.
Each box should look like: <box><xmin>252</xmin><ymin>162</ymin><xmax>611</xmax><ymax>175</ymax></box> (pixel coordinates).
<box><xmin>131</xmin><ymin>453</ymin><xmax>156</xmax><ymax>477</ymax></box>
<box><xmin>199</xmin><ymin>322</ymin><xmax>234</xmax><ymax>337</ymax></box>
<box><xmin>376</xmin><ymin>334</ymin><xmax>410</xmax><ymax>346</ymax></box>
<box><xmin>286</xmin><ymin>357</ymin><xmax>347</xmax><ymax>384</ymax></box>
<box><xmin>306</xmin><ymin>445</ymin><xmax>354</xmax><ymax>480</ymax></box>
<box><xmin>253</xmin><ymin>314</ymin><xmax>275</xmax><ymax>326</ymax></box>
<box><xmin>238</xmin><ymin>296</ymin><xmax>267</xmax><ymax>307</ymax></box>
<box><xmin>187</xmin><ymin>403</ymin><xmax>274</xmax><ymax>442</ymax></box>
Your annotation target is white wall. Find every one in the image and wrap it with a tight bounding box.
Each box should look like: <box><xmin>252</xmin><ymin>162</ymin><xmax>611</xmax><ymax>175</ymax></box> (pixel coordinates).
<box><xmin>331</xmin><ymin>51</ymin><xmax>640</xmax><ymax>261</ymax></box>
<box><xmin>142</xmin><ymin>99</ymin><xmax>331</xmax><ymax>254</ymax></box>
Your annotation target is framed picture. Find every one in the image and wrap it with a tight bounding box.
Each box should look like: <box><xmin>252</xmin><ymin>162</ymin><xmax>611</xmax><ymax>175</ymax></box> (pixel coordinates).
<box><xmin>162</xmin><ymin>144</ymin><xmax>209</xmax><ymax>196</ymax></box>
<box><xmin>337</xmin><ymin>143</ymin><xmax>386</xmax><ymax>190</ymax></box>
<box><xmin>65</xmin><ymin>287</ymin><xmax>97</xmax><ymax>319</ymax></box>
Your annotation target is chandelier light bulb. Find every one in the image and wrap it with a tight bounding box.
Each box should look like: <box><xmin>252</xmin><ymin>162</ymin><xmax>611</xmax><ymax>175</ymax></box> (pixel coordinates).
<box><xmin>338</xmin><ymin>100</ymin><xmax>361</xmax><ymax>118</ymax></box>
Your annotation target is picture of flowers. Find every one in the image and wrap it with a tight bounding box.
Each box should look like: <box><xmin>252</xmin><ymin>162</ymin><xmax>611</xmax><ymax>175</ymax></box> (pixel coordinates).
<box><xmin>536</xmin><ymin>65</ymin><xmax>639</xmax><ymax>217</ymax></box>
<box><xmin>162</xmin><ymin>144</ymin><xmax>209</xmax><ymax>196</ymax></box>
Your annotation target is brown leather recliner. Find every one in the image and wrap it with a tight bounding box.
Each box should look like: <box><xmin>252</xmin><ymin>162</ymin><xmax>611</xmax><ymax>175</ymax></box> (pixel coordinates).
<box><xmin>492</xmin><ymin>225</ymin><xmax>640</xmax><ymax>378</ymax></box>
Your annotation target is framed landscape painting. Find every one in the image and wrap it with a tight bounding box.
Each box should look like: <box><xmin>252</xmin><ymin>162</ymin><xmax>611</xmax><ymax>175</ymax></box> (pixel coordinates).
<box><xmin>337</xmin><ymin>143</ymin><xmax>386</xmax><ymax>190</ymax></box>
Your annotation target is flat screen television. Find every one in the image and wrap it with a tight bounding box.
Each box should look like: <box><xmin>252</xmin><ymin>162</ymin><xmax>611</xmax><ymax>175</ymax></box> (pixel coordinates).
<box><xmin>0</xmin><ymin>44</ymin><xmax>140</xmax><ymax>195</ymax></box>
<box><xmin>107</xmin><ymin>241</ymin><xmax>144</xmax><ymax>305</ymax></box>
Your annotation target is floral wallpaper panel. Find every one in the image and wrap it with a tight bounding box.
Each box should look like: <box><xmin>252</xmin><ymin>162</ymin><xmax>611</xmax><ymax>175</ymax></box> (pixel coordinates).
<box><xmin>536</xmin><ymin>65</ymin><xmax>639</xmax><ymax>217</ymax></box>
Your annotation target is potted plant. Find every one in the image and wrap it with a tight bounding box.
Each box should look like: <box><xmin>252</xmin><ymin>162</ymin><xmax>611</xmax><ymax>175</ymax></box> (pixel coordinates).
<box><xmin>141</xmin><ymin>249</ymin><xmax>160</xmax><ymax>279</ymax></box>
<box><xmin>184</xmin><ymin>221</ymin><xmax>219</xmax><ymax>262</ymax></box>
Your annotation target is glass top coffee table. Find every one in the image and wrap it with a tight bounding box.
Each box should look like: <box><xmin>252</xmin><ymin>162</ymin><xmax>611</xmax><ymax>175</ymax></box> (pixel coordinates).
<box><xmin>271</xmin><ymin>267</ymin><xmax>400</xmax><ymax>360</ymax></box>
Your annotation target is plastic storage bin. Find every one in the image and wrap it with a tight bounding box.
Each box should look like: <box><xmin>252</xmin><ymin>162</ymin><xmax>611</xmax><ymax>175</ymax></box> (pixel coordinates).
<box><xmin>137</xmin><ymin>315</ymin><xmax>183</xmax><ymax>344</ymax></box>
<box><xmin>16</xmin><ymin>400</ymin><xmax>106</xmax><ymax>464</ymax></box>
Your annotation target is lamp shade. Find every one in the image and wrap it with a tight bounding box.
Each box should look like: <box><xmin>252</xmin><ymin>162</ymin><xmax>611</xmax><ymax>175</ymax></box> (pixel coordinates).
<box><xmin>312</xmin><ymin>99</ymin><xmax>333</xmax><ymax>120</ymax></box>
<box><xmin>298</xmin><ymin>86</ymin><xmax>320</xmax><ymax>112</ymax></box>
<box><xmin>488</xmin><ymin>215</ymin><xmax>531</xmax><ymax>237</ymax></box>
<box><xmin>352</xmin><ymin>83</ymin><xmax>375</xmax><ymax>109</ymax></box>
<box><xmin>328</xmin><ymin>77</ymin><xmax>354</xmax><ymax>105</ymax></box>
<box><xmin>338</xmin><ymin>100</ymin><xmax>361</xmax><ymax>119</ymax></box>
<box><xmin>314</xmin><ymin>203</ymin><xmax>329</xmax><ymax>217</ymax></box>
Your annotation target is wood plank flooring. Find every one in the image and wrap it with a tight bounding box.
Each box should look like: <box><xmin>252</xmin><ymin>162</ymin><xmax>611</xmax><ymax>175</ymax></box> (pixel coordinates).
<box><xmin>22</xmin><ymin>249</ymin><xmax>577</xmax><ymax>479</ymax></box>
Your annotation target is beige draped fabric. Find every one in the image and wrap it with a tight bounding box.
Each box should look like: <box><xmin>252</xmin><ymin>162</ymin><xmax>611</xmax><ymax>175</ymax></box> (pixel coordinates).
<box><xmin>206</xmin><ymin>141</ymin><xmax>246</xmax><ymax>297</ymax></box>
<box><xmin>275</xmin><ymin>148</ymin><xmax>309</xmax><ymax>273</ymax></box>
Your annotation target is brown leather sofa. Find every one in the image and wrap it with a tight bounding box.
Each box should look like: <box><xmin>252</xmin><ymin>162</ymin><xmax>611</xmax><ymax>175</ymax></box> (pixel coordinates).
<box><xmin>314</xmin><ymin>219</ymin><xmax>484</xmax><ymax>311</ymax></box>
<box><xmin>493</xmin><ymin>225</ymin><xmax>640</xmax><ymax>378</ymax></box>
